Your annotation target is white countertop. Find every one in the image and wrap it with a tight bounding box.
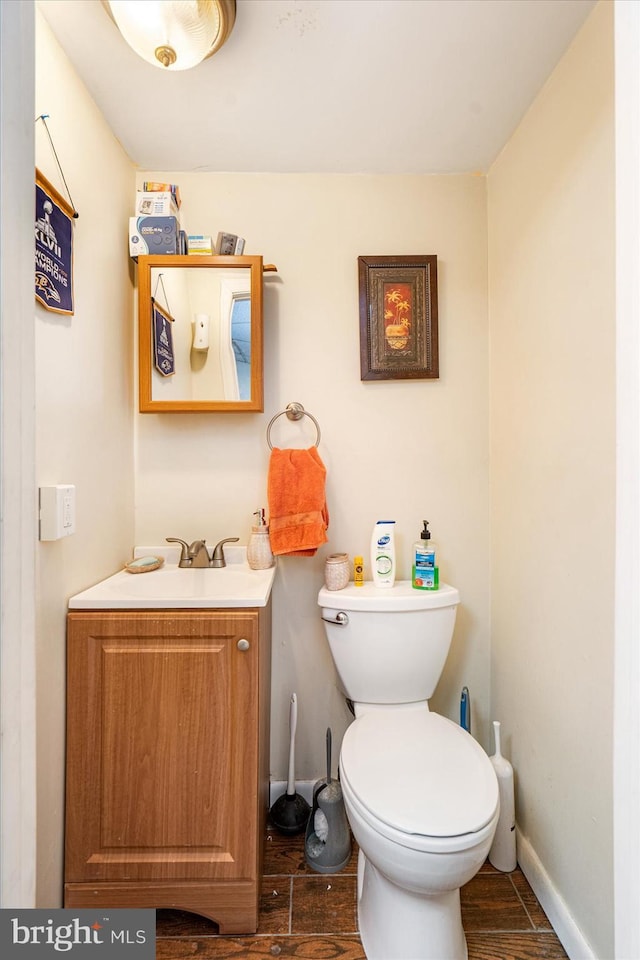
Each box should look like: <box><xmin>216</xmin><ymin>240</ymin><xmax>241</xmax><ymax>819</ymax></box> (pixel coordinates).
<box><xmin>68</xmin><ymin>546</ymin><xmax>277</xmax><ymax>610</ymax></box>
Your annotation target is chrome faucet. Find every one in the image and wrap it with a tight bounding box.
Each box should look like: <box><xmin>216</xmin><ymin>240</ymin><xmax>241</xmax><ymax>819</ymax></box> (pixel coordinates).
<box><xmin>166</xmin><ymin>537</ymin><xmax>210</xmax><ymax>568</ymax></box>
<box><xmin>210</xmin><ymin>537</ymin><xmax>240</xmax><ymax>568</ymax></box>
<box><xmin>166</xmin><ymin>536</ymin><xmax>239</xmax><ymax>568</ymax></box>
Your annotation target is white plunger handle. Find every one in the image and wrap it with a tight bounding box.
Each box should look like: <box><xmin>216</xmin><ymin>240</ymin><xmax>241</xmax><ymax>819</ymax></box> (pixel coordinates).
<box><xmin>493</xmin><ymin>720</ymin><xmax>502</xmax><ymax>758</ymax></box>
<box><xmin>287</xmin><ymin>693</ymin><xmax>297</xmax><ymax>795</ymax></box>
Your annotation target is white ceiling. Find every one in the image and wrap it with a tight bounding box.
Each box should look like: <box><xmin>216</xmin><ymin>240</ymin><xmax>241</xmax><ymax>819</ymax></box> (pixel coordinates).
<box><xmin>37</xmin><ymin>0</ymin><xmax>597</xmax><ymax>175</ymax></box>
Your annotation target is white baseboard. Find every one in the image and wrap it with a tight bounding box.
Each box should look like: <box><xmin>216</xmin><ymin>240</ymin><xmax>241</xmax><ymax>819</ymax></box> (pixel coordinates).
<box><xmin>516</xmin><ymin>829</ymin><xmax>595</xmax><ymax>960</ymax></box>
<box><xmin>269</xmin><ymin>779</ymin><xmax>316</xmax><ymax>807</ymax></box>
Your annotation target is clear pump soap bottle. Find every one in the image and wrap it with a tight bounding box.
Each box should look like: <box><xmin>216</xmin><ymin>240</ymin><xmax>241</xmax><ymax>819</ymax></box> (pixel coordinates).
<box><xmin>247</xmin><ymin>509</ymin><xmax>274</xmax><ymax>570</ymax></box>
<box><xmin>412</xmin><ymin>520</ymin><xmax>438</xmax><ymax>590</ymax></box>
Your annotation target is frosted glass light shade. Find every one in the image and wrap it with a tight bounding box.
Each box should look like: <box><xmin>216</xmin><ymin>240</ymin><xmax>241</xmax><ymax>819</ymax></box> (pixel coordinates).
<box><xmin>103</xmin><ymin>0</ymin><xmax>236</xmax><ymax>70</ymax></box>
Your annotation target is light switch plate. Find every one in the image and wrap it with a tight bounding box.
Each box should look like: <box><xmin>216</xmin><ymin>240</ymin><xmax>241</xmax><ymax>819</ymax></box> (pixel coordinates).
<box><xmin>39</xmin><ymin>484</ymin><xmax>76</xmax><ymax>540</ymax></box>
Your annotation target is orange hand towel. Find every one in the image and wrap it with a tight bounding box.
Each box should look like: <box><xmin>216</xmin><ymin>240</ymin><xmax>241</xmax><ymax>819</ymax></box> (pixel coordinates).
<box><xmin>267</xmin><ymin>447</ymin><xmax>329</xmax><ymax>556</ymax></box>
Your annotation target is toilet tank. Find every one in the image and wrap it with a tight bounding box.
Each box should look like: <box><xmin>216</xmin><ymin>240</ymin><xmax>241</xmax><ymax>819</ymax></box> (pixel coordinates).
<box><xmin>318</xmin><ymin>581</ymin><xmax>460</xmax><ymax>705</ymax></box>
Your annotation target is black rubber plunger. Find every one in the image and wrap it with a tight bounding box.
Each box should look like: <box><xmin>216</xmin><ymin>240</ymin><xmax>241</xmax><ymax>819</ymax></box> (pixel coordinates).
<box><xmin>270</xmin><ymin>693</ymin><xmax>311</xmax><ymax>835</ymax></box>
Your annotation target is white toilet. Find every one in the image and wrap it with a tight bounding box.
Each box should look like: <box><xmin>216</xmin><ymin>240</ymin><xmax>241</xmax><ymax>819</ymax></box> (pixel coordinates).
<box><xmin>318</xmin><ymin>580</ymin><xmax>499</xmax><ymax>960</ymax></box>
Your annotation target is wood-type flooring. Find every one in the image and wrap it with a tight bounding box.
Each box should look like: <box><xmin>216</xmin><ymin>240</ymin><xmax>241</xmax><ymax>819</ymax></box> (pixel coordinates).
<box><xmin>156</xmin><ymin>821</ymin><xmax>568</xmax><ymax>959</ymax></box>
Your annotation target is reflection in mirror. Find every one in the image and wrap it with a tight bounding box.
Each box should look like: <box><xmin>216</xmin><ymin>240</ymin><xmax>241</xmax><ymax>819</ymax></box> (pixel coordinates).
<box><xmin>230</xmin><ymin>296</ymin><xmax>251</xmax><ymax>400</ymax></box>
<box><xmin>150</xmin><ymin>267</ymin><xmax>250</xmax><ymax>403</ymax></box>
<box><xmin>137</xmin><ymin>255</ymin><xmax>264</xmax><ymax>413</ymax></box>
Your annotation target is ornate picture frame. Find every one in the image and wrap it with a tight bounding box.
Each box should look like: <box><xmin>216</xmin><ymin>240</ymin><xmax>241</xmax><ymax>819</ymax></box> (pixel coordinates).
<box><xmin>358</xmin><ymin>255</ymin><xmax>438</xmax><ymax>381</ymax></box>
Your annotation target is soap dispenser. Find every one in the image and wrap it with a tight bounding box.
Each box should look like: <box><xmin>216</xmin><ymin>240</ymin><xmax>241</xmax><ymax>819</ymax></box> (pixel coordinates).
<box><xmin>412</xmin><ymin>520</ymin><xmax>438</xmax><ymax>590</ymax></box>
<box><xmin>247</xmin><ymin>509</ymin><xmax>275</xmax><ymax>570</ymax></box>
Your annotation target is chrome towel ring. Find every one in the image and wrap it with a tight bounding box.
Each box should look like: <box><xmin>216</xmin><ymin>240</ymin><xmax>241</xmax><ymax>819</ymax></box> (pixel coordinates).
<box><xmin>266</xmin><ymin>402</ymin><xmax>321</xmax><ymax>450</ymax></box>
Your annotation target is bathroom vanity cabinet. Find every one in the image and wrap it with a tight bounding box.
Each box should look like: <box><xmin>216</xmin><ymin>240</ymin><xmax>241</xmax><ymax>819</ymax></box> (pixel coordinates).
<box><xmin>64</xmin><ymin>605</ymin><xmax>271</xmax><ymax>932</ymax></box>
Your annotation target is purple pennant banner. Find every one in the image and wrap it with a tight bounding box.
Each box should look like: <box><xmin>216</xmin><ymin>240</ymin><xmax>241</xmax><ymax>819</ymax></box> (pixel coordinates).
<box><xmin>34</xmin><ymin>182</ymin><xmax>74</xmax><ymax>315</ymax></box>
<box><xmin>152</xmin><ymin>299</ymin><xmax>176</xmax><ymax>376</ymax></box>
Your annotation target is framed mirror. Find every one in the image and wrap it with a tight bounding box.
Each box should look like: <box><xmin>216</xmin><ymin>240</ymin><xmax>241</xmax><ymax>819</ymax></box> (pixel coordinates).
<box><xmin>137</xmin><ymin>254</ymin><xmax>265</xmax><ymax>412</ymax></box>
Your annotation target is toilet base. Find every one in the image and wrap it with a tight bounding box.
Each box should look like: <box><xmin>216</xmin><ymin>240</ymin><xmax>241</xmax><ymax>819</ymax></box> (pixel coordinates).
<box><xmin>357</xmin><ymin>849</ymin><xmax>468</xmax><ymax>960</ymax></box>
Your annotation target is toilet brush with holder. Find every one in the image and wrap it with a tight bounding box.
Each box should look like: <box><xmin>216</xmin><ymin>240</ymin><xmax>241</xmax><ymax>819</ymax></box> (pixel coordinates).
<box><xmin>488</xmin><ymin>720</ymin><xmax>517</xmax><ymax>871</ymax></box>
<box><xmin>305</xmin><ymin>727</ymin><xmax>351</xmax><ymax>873</ymax></box>
<box><xmin>270</xmin><ymin>693</ymin><xmax>311</xmax><ymax>835</ymax></box>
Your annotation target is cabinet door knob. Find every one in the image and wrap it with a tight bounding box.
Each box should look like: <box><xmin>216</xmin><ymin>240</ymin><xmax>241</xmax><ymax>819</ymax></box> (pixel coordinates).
<box><xmin>237</xmin><ymin>638</ymin><xmax>250</xmax><ymax>652</ymax></box>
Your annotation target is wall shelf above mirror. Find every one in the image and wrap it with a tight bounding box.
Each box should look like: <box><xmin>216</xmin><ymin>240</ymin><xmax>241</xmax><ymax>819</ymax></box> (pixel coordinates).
<box><xmin>137</xmin><ymin>255</ymin><xmax>275</xmax><ymax>413</ymax></box>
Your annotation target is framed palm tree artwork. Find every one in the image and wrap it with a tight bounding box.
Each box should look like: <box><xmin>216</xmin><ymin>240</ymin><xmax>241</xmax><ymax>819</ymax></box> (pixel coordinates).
<box><xmin>358</xmin><ymin>255</ymin><xmax>438</xmax><ymax>381</ymax></box>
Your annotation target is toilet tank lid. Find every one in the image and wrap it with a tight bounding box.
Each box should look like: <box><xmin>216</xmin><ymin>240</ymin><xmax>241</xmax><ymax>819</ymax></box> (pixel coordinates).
<box><xmin>318</xmin><ymin>581</ymin><xmax>459</xmax><ymax>612</ymax></box>
<box><xmin>340</xmin><ymin>710</ymin><xmax>498</xmax><ymax>838</ymax></box>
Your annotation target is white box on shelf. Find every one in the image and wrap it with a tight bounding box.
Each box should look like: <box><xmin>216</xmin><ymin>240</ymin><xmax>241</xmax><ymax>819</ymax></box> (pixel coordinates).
<box><xmin>188</xmin><ymin>234</ymin><xmax>213</xmax><ymax>255</ymax></box>
<box><xmin>134</xmin><ymin>191</ymin><xmax>179</xmax><ymax>218</ymax></box>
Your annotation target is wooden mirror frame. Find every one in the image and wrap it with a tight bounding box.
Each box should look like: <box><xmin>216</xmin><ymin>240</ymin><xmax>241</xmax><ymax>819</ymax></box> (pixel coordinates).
<box><xmin>137</xmin><ymin>254</ymin><xmax>264</xmax><ymax>413</ymax></box>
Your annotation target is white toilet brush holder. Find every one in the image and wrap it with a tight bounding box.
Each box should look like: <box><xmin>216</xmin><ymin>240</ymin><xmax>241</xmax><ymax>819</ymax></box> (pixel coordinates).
<box><xmin>488</xmin><ymin>720</ymin><xmax>517</xmax><ymax>872</ymax></box>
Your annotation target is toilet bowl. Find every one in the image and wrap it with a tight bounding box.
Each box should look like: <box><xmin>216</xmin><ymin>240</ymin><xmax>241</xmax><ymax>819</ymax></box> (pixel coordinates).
<box><xmin>317</xmin><ymin>582</ymin><xmax>499</xmax><ymax>960</ymax></box>
<box><xmin>340</xmin><ymin>706</ymin><xmax>499</xmax><ymax>960</ymax></box>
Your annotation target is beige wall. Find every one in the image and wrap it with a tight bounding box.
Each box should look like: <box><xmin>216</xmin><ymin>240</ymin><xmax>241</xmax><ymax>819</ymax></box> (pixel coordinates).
<box><xmin>488</xmin><ymin>2</ymin><xmax>615</xmax><ymax>956</ymax></box>
<box><xmin>34</xmin><ymin>12</ymin><xmax>135</xmax><ymax>905</ymax></box>
<box><xmin>136</xmin><ymin>170</ymin><xmax>491</xmax><ymax>781</ymax></box>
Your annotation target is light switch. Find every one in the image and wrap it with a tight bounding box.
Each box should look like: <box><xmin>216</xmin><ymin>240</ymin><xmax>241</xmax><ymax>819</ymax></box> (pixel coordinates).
<box><xmin>39</xmin><ymin>484</ymin><xmax>76</xmax><ymax>540</ymax></box>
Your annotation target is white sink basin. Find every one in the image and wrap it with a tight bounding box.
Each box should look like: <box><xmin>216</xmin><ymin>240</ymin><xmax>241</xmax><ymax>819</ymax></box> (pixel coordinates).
<box><xmin>68</xmin><ymin>547</ymin><xmax>276</xmax><ymax>610</ymax></box>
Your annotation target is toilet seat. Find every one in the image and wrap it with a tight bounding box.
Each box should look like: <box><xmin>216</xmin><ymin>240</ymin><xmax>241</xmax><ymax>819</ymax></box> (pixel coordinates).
<box><xmin>340</xmin><ymin>710</ymin><xmax>499</xmax><ymax>848</ymax></box>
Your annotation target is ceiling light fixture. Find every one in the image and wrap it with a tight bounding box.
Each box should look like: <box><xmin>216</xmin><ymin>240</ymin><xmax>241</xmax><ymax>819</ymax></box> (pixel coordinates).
<box><xmin>102</xmin><ymin>1</ymin><xmax>236</xmax><ymax>71</ymax></box>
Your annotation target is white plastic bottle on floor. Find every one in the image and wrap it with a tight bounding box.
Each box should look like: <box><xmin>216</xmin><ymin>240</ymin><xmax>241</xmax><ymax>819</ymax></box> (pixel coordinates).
<box><xmin>488</xmin><ymin>720</ymin><xmax>517</xmax><ymax>872</ymax></box>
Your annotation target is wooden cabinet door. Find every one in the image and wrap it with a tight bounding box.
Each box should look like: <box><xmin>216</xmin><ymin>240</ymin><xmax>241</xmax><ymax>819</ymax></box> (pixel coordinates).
<box><xmin>65</xmin><ymin>611</ymin><xmax>259</xmax><ymax>883</ymax></box>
